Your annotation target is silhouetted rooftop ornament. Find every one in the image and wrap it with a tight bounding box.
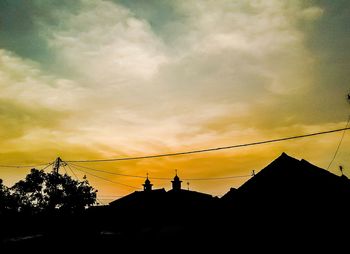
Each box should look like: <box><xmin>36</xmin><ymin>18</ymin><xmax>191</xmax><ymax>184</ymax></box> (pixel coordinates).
<box><xmin>143</xmin><ymin>173</ymin><xmax>153</xmax><ymax>192</ymax></box>
<box><xmin>172</xmin><ymin>170</ymin><xmax>182</xmax><ymax>191</ymax></box>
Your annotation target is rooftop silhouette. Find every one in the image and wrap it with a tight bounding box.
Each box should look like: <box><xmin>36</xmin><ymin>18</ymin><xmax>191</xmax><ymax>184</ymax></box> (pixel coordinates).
<box><xmin>2</xmin><ymin>153</ymin><xmax>350</xmax><ymax>251</ymax></box>
<box><xmin>235</xmin><ymin>152</ymin><xmax>350</xmax><ymax>203</ymax></box>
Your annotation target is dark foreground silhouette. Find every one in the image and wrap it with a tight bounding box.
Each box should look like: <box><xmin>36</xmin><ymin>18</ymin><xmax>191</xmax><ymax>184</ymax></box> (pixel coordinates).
<box><xmin>2</xmin><ymin>153</ymin><xmax>350</xmax><ymax>252</ymax></box>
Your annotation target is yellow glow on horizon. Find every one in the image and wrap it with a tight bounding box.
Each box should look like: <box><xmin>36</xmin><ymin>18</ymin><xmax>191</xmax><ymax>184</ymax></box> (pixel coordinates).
<box><xmin>1</xmin><ymin>127</ymin><xmax>349</xmax><ymax>202</ymax></box>
<box><xmin>0</xmin><ymin>0</ymin><xmax>349</xmax><ymax>202</ymax></box>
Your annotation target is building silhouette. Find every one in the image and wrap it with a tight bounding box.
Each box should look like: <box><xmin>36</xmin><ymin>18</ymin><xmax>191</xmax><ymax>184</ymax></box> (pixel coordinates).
<box><xmin>109</xmin><ymin>170</ymin><xmax>214</xmax><ymax>211</ymax></box>
<box><xmin>4</xmin><ymin>153</ymin><xmax>350</xmax><ymax>251</ymax></box>
<box><xmin>171</xmin><ymin>171</ymin><xmax>182</xmax><ymax>190</ymax></box>
<box><xmin>143</xmin><ymin>175</ymin><xmax>153</xmax><ymax>191</ymax></box>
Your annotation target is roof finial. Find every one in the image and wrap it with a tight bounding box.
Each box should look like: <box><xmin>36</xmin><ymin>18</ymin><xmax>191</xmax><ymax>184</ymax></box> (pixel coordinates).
<box><xmin>175</xmin><ymin>169</ymin><xmax>178</xmax><ymax>176</ymax></box>
<box><xmin>143</xmin><ymin>172</ymin><xmax>153</xmax><ymax>191</ymax></box>
<box><xmin>339</xmin><ymin>165</ymin><xmax>344</xmax><ymax>176</ymax></box>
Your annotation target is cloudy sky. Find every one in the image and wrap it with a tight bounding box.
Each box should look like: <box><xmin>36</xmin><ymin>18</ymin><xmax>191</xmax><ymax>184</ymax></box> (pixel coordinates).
<box><xmin>0</xmin><ymin>0</ymin><xmax>349</xmax><ymax>201</ymax></box>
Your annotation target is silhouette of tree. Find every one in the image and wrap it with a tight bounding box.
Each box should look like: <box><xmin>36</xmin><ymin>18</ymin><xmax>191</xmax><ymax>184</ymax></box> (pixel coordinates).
<box><xmin>0</xmin><ymin>179</ymin><xmax>13</xmax><ymax>214</ymax></box>
<box><xmin>44</xmin><ymin>172</ymin><xmax>97</xmax><ymax>213</ymax></box>
<box><xmin>11</xmin><ymin>169</ymin><xmax>46</xmax><ymax>213</ymax></box>
<box><xmin>10</xmin><ymin>169</ymin><xmax>97</xmax><ymax>214</ymax></box>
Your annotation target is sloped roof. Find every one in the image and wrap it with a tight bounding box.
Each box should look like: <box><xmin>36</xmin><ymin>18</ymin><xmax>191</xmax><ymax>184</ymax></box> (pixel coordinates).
<box><xmin>109</xmin><ymin>188</ymin><xmax>166</xmax><ymax>209</ymax></box>
<box><xmin>167</xmin><ymin>189</ymin><xmax>213</xmax><ymax>200</ymax></box>
<box><xmin>221</xmin><ymin>187</ymin><xmax>238</xmax><ymax>202</ymax></box>
<box><xmin>109</xmin><ymin>188</ymin><xmax>214</xmax><ymax>211</ymax></box>
<box><xmin>237</xmin><ymin>152</ymin><xmax>350</xmax><ymax>195</ymax></box>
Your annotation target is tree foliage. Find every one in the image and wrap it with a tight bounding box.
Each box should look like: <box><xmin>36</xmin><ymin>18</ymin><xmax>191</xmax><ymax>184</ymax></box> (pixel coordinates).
<box><xmin>0</xmin><ymin>169</ymin><xmax>97</xmax><ymax>214</ymax></box>
<box><xmin>0</xmin><ymin>179</ymin><xmax>14</xmax><ymax>214</ymax></box>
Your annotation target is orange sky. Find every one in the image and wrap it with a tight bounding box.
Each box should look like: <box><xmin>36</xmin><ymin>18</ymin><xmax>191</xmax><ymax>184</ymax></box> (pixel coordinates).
<box><xmin>0</xmin><ymin>0</ymin><xmax>349</xmax><ymax>203</ymax></box>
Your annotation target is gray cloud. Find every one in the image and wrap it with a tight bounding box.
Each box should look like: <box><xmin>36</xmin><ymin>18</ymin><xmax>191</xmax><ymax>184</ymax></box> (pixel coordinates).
<box><xmin>0</xmin><ymin>0</ymin><xmax>348</xmax><ymax>157</ymax></box>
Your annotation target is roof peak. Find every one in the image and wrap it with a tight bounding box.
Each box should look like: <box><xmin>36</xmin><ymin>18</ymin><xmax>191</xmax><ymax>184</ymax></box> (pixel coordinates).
<box><xmin>274</xmin><ymin>152</ymin><xmax>301</xmax><ymax>163</ymax></box>
<box><xmin>279</xmin><ymin>152</ymin><xmax>292</xmax><ymax>158</ymax></box>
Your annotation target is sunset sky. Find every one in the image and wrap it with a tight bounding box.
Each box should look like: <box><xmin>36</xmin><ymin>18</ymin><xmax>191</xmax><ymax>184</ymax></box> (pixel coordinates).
<box><xmin>0</xmin><ymin>0</ymin><xmax>349</xmax><ymax>202</ymax></box>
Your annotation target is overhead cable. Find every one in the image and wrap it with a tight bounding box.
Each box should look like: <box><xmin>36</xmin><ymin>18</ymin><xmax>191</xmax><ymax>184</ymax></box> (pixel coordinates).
<box><xmin>66</xmin><ymin>127</ymin><xmax>350</xmax><ymax>163</ymax></box>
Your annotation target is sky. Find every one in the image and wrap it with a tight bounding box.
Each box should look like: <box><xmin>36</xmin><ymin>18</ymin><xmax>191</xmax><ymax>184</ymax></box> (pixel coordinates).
<box><xmin>0</xmin><ymin>0</ymin><xmax>349</xmax><ymax>202</ymax></box>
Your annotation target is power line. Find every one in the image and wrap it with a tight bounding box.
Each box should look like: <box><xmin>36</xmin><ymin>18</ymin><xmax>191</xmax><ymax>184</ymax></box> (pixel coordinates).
<box><xmin>0</xmin><ymin>163</ymin><xmax>49</xmax><ymax>168</ymax></box>
<box><xmin>1</xmin><ymin>126</ymin><xmax>349</xmax><ymax>167</ymax></box>
<box><xmin>96</xmin><ymin>200</ymin><xmax>105</xmax><ymax>206</ymax></box>
<box><xmin>68</xmin><ymin>162</ymin><xmax>251</xmax><ymax>181</ymax></box>
<box><xmin>183</xmin><ymin>175</ymin><xmax>251</xmax><ymax>181</ymax></box>
<box><xmin>66</xmin><ymin>163</ymin><xmax>105</xmax><ymax>206</ymax></box>
<box><xmin>66</xmin><ymin>127</ymin><xmax>350</xmax><ymax>163</ymax></box>
<box><xmin>68</xmin><ymin>164</ymin><xmax>140</xmax><ymax>190</ymax></box>
<box><xmin>66</xmin><ymin>163</ymin><xmax>79</xmax><ymax>180</ymax></box>
<box><xmin>68</xmin><ymin>162</ymin><xmax>146</xmax><ymax>179</ymax></box>
<box><xmin>327</xmin><ymin>116</ymin><xmax>350</xmax><ymax>170</ymax></box>
<box><xmin>40</xmin><ymin>163</ymin><xmax>54</xmax><ymax>171</ymax></box>
<box><xmin>62</xmin><ymin>165</ymin><xmax>68</xmax><ymax>175</ymax></box>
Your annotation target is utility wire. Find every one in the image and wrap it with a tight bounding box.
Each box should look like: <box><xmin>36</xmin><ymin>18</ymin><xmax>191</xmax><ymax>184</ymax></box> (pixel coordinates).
<box><xmin>62</xmin><ymin>165</ymin><xmax>68</xmax><ymax>175</ymax></box>
<box><xmin>1</xmin><ymin>126</ymin><xmax>350</xmax><ymax>168</ymax></box>
<box><xmin>1</xmin><ymin>126</ymin><xmax>349</xmax><ymax>167</ymax></box>
<box><xmin>66</xmin><ymin>163</ymin><xmax>79</xmax><ymax>180</ymax></box>
<box><xmin>66</xmin><ymin>127</ymin><xmax>350</xmax><ymax>163</ymax></box>
<box><xmin>182</xmin><ymin>175</ymin><xmax>251</xmax><ymax>181</ymax></box>
<box><xmin>68</xmin><ymin>163</ymin><xmax>140</xmax><ymax>190</ymax></box>
<box><xmin>69</xmin><ymin>162</ymin><xmax>146</xmax><ymax>179</ymax></box>
<box><xmin>96</xmin><ymin>200</ymin><xmax>105</xmax><ymax>206</ymax></box>
<box><xmin>327</xmin><ymin>116</ymin><xmax>350</xmax><ymax>170</ymax></box>
<box><xmin>69</xmin><ymin>162</ymin><xmax>251</xmax><ymax>181</ymax></box>
<box><xmin>0</xmin><ymin>163</ymin><xmax>50</xmax><ymax>168</ymax></box>
<box><xmin>40</xmin><ymin>162</ymin><xmax>54</xmax><ymax>172</ymax></box>
<box><xmin>66</xmin><ymin>163</ymin><xmax>105</xmax><ymax>205</ymax></box>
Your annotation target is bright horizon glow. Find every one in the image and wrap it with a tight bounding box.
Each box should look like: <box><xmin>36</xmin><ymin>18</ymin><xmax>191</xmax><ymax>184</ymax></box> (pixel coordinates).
<box><xmin>0</xmin><ymin>0</ymin><xmax>349</xmax><ymax>202</ymax></box>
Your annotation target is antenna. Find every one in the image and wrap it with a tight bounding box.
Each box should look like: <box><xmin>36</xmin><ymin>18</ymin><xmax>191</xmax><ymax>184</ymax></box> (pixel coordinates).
<box><xmin>187</xmin><ymin>182</ymin><xmax>190</xmax><ymax>191</ymax></box>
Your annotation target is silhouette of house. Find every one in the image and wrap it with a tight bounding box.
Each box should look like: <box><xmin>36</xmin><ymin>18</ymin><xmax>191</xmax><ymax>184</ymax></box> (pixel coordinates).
<box><xmin>109</xmin><ymin>172</ymin><xmax>215</xmax><ymax>211</ymax></box>
<box><xmin>221</xmin><ymin>187</ymin><xmax>237</xmax><ymax>202</ymax></box>
<box><xmin>109</xmin><ymin>176</ymin><xmax>166</xmax><ymax>210</ymax></box>
<box><xmin>6</xmin><ymin>153</ymin><xmax>350</xmax><ymax>253</ymax></box>
<box><xmin>216</xmin><ymin>152</ymin><xmax>350</xmax><ymax>250</ymax></box>
<box><xmin>166</xmin><ymin>173</ymin><xmax>215</xmax><ymax>213</ymax></box>
<box><xmin>222</xmin><ymin>152</ymin><xmax>350</xmax><ymax>212</ymax></box>
<box><xmin>237</xmin><ymin>152</ymin><xmax>350</xmax><ymax>196</ymax></box>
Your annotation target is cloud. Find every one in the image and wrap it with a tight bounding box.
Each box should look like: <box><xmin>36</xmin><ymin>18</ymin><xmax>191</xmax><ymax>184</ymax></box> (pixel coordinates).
<box><xmin>0</xmin><ymin>49</ymin><xmax>99</xmax><ymax>160</ymax></box>
<box><xmin>300</xmin><ymin>6</ymin><xmax>324</xmax><ymax>21</ymax></box>
<box><xmin>1</xmin><ymin>0</ymin><xmax>331</xmax><ymax>151</ymax></box>
<box><xmin>1</xmin><ymin>0</ymin><xmax>348</xmax><ymax>194</ymax></box>
<box><xmin>0</xmin><ymin>49</ymin><xmax>87</xmax><ymax>110</ymax></box>
<box><xmin>42</xmin><ymin>0</ymin><xmax>167</xmax><ymax>84</ymax></box>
